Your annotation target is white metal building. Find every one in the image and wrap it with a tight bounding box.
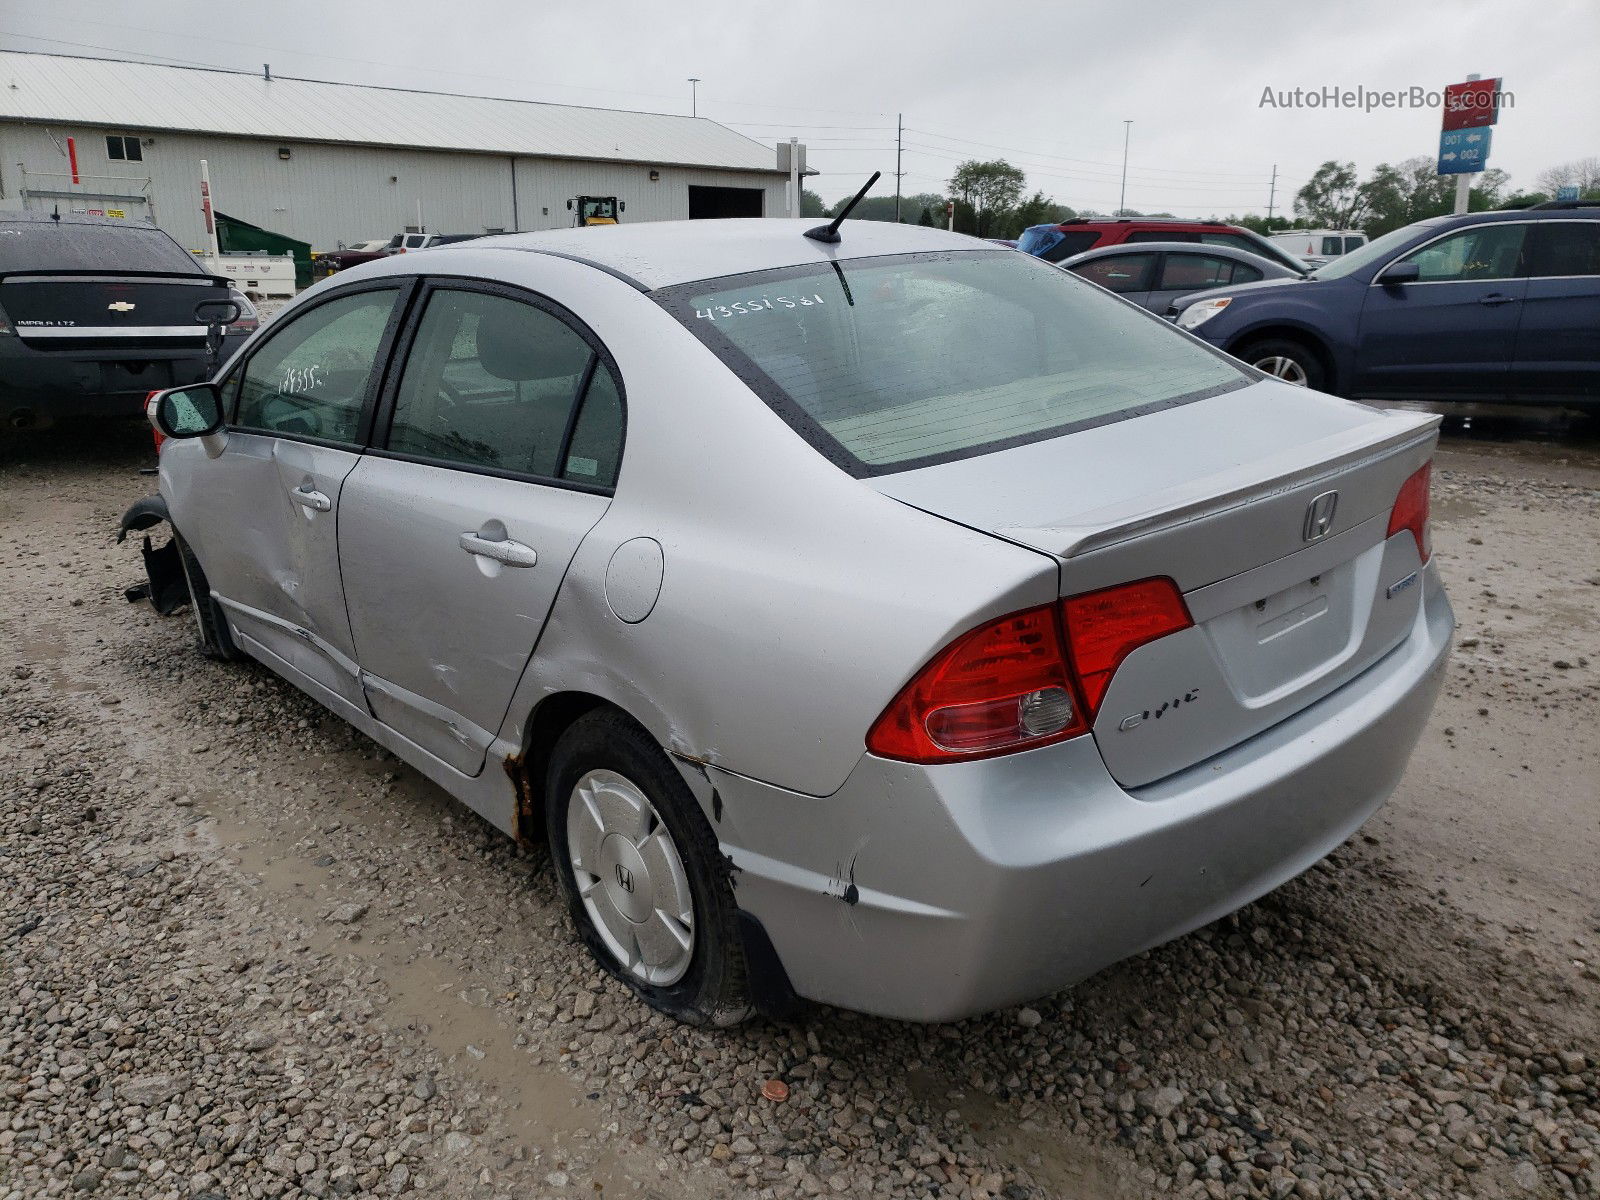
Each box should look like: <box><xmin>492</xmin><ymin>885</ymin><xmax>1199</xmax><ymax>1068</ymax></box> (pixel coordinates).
<box><xmin>0</xmin><ymin>51</ymin><xmax>792</xmax><ymax>252</ymax></box>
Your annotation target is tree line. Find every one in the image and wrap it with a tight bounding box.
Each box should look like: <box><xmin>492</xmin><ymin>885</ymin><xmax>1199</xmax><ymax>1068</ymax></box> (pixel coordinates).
<box><xmin>803</xmin><ymin>155</ymin><xmax>1600</xmax><ymax>240</ymax></box>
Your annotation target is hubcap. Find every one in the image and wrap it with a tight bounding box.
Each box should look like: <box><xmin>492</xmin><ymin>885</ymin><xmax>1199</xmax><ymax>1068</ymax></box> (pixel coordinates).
<box><xmin>566</xmin><ymin>769</ymin><xmax>695</xmax><ymax>986</ymax></box>
<box><xmin>1255</xmin><ymin>354</ymin><xmax>1309</xmax><ymax>386</ymax></box>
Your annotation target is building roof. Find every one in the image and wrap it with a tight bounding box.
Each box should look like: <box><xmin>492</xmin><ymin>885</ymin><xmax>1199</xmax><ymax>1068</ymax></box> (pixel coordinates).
<box><xmin>0</xmin><ymin>51</ymin><xmax>783</xmax><ymax>172</ymax></box>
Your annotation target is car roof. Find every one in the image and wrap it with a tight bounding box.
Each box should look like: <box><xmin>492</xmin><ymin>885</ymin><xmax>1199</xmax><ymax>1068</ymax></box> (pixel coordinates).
<box><xmin>454</xmin><ymin>219</ymin><xmax>1004</xmax><ymax>290</ymax></box>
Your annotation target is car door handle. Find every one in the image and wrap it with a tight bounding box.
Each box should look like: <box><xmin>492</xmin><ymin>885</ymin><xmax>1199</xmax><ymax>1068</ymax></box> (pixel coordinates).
<box><xmin>458</xmin><ymin>532</ymin><xmax>538</xmax><ymax>568</ymax></box>
<box><xmin>290</xmin><ymin>485</ymin><xmax>332</xmax><ymax>512</ymax></box>
<box><xmin>1478</xmin><ymin>293</ymin><xmax>1518</xmax><ymax>306</ymax></box>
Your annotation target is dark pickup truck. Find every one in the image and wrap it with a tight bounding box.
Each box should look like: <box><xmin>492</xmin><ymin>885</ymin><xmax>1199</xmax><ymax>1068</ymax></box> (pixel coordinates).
<box><xmin>1</xmin><ymin>212</ymin><xmax>256</xmax><ymax>431</ymax></box>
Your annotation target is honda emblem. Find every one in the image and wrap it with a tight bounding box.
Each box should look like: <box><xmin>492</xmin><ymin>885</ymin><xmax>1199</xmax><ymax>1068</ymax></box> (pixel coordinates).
<box><xmin>615</xmin><ymin>863</ymin><xmax>635</xmax><ymax>894</ymax></box>
<box><xmin>1303</xmin><ymin>491</ymin><xmax>1339</xmax><ymax>542</ymax></box>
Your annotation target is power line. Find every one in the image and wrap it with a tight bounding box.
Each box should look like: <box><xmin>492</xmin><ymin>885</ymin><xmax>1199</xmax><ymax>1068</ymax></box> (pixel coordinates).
<box><xmin>906</xmin><ymin>126</ymin><xmax>1303</xmax><ymax>182</ymax></box>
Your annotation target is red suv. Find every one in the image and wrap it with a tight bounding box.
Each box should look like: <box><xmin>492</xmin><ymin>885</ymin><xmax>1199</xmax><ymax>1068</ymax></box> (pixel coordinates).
<box><xmin>1017</xmin><ymin>219</ymin><xmax>1308</xmax><ymax>273</ymax></box>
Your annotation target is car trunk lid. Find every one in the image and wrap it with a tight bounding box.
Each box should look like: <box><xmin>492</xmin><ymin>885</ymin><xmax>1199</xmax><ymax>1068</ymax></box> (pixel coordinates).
<box><xmin>2</xmin><ymin>273</ymin><xmax>224</xmax><ymax>349</ymax></box>
<box><xmin>871</xmin><ymin>382</ymin><xmax>1440</xmax><ymax>787</ymax></box>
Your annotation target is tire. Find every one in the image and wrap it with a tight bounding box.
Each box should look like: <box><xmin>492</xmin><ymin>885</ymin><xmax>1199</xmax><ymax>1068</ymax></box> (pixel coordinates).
<box><xmin>175</xmin><ymin>533</ymin><xmax>244</xmax><ymax>661</ymax></box>
<box><xmin>545</xmin><ymin>709</ymin><xmax>752</xmax><ymax>1027</ymax></box>
<box><xmin>1236</xmin><ymin>337</ymin><xmax>1328</xmax><ymax>391</ymax></box>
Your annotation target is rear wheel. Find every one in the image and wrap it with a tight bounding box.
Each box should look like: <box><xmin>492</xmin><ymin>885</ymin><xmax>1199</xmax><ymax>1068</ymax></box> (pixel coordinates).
<box><xmin>175</xmin><ymin>533</ymin><xmax>244</xmax><ymax>661</ymax></box>
<box><xmin>1237</xmin><ymin>337</ymin><xmax>1327</xmax><ymax>391</ymax></box>
<box><xmin>545</xmin><ymin>710</ymin><xmax>752</xmax><ymax>1026</ymax></box>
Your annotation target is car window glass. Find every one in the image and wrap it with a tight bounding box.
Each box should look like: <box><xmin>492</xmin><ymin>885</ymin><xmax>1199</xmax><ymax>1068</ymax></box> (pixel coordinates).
<box><xmin>1344</xmin><ymin>236</ymin><xmax>1365</xmax><ymax>253</ymax></box>
<box><xmin>561</xmin><ymin>364</ymin><xmax>624</xmax><ymax>487</ymax></box>
<box><xmin>1231</xmin><ymin>263</ymin><xmax>1264</xmax><ymax>284</ymax></box>
<box><xmin>1197</xmin><ymin>233</ymin><xmax>1256</xmax><ymax>253</ymax></box>
<box><xmin>1521</xmin><ymin>222</ymin><xmax>1600</xmax><ymax>278</ymax></box>
<box><xmin>1073</xmin><ymin>254</ymin><xmax>1154</xmax><ymax>293</ymax></box>
<box><xmin>1401</xmin><ymin>224</ymin><xmax>1526</xmax><ymax>281</ymax></box>
<box><xmin>1129</xmin><ymin>230</ymin><xmax>1201</xmax><ymax>244</ymax></box>
<box><xmin>663</xmin><ymin>251</ymin><xmax>1246</xmax><ymax>473</ymax></box>
<box><xmin>1320</xmin><ymin>237</ymin><xmax>1343</xmax><ymax>256</ymax></box>
<box><xmin>234</xmin><ymin>289</ymin><xmax>397</xmax><ymax>442</ymax></box>
<box><xmin>1034</xmin><ymin>230</ymin><xmax>1101</xmax><ymax>261</ymax></box>
<box><xmin>1157</xmin><ymin>253</ymin><xmax>1235</xmax><ymax>291</ymax></box>
<box><xmin>386</xmin><ymin>289</ymin><xmax>600</xmax><ymax>479</ymax></box>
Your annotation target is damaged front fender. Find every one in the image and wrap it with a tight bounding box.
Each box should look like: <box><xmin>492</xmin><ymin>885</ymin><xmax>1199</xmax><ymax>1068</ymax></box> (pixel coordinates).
<box><xmin>117</xmin><ymin>494</ymin><xmax>189</xmax><ymax>616</ymax></box>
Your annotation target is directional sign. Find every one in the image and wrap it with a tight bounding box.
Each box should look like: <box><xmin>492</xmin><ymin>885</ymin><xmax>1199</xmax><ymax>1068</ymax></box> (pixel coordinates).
<box><xmin>1557</xmin><ymin>186</ymin><xmax>1581</xmax><ymax>202</ymax></box>
<box><xmin>1438</xmin><ymin>127</ymin><xmax>1492</xmax><ymax>176</ymax></box>
<box><xmin>1442</xmin><ymin>77</ymin><xmax>1501</xmax><ymax>131</ymax></box>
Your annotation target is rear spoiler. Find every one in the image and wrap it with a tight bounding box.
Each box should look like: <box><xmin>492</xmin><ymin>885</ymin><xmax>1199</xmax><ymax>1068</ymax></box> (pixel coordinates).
<box><xmin>998</xmin><ymin>408</ymin><xmax>1442</xmax><ymax>559</ymax></box>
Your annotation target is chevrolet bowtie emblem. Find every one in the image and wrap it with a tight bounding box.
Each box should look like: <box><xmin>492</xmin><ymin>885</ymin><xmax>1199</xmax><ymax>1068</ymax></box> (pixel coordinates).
<box><xmin>107</xmin><ymin>301</ymin><xmax>137</xmax><ymax>312</ymax></box>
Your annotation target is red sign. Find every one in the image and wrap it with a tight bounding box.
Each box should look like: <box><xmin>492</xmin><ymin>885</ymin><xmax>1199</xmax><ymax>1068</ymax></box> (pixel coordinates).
<box><xmin>1442</xmin><ymin>78</ymin><xmax>1501</xmax><ymax>131</ymax></box>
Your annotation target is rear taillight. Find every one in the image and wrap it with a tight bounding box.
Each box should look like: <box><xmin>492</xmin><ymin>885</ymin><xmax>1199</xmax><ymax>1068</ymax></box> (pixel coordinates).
<box><xmin>1387</xmin><ymin>462</ymin><xmax>1432</xmax><ymax>562</ymax></box>
<box><xmin>0</xmin><ymin>298</ymin><xmax>12</xmax><ymax>336</ymax></box>
<box><xmin>867</xmin><ymin>578</ymin><xmax>1192</xmax><ymax>764</ymax></box>
<box><xmin>146</xmin><ymin>391</ymin><xmax>165</xmax><ymax>451</ymax></box>
<box><xmin>1062</xmin><ymin>578</ymin><xmax>1193</xmax><ymax>713</ymax></box>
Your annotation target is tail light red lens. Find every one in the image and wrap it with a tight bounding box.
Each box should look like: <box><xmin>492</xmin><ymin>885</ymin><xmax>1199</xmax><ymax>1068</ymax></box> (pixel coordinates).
<box><xmin>146</xmin><ymin>390</ymin><xmax>165</xmax><ymax>451</ymax></box>
<box><xmin>867</xmin><ymin>604</ymin><xmax>1083</xmax><ymax>762</ymax></box>
<box><xmin>867</xmin><ymin>577</ymin><xmax>1192</xmax><ymax>764</ymax></box>
<box><xmin>1387</xmin><ymin>462</ymin><xmax>1432</xmax><ymax>562</ymax></box>
<box><xmin>1062</xmin><ymin>578</ymin><xmax>1193</xmax><ymax>713</ymax></box>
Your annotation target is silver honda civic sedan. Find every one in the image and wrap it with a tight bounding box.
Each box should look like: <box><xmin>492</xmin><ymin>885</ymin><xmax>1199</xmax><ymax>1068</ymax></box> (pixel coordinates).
<box><xmin>126</xmin><ymin>218</ymin><xmax>1452</xmax><ymax>1025</ymax></box>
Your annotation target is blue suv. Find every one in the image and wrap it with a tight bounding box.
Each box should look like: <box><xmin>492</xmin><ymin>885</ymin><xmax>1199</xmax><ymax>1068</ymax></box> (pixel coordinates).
<box><xmin>1169</xmin><ymin>202</ymin><xmax>1600</xmax><ymax>408</ymax></box>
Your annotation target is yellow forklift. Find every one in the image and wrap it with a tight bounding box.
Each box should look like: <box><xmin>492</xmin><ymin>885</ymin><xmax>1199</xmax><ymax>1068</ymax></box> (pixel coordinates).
<box><xmin>567</xmin><ymin>196</ymin><xmax>624</xmax><ymax>227</ymax></box>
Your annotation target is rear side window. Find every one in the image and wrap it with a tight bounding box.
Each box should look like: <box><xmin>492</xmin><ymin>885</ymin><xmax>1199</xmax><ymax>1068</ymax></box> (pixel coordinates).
<box><xmin>1521</xmin><ymin>222</ymin><xmax>1600</xmax><ymax>278</ymax></box>
<box><xmin>1073</xmin><ymin>253</ymin><xmax>1154</xmax><ymax>293</ymax></box>
<box><xmin>1129</xmin><ymin>230</ymin><xmax>1201</xmax><ymax>244</ymax></box>
<box><xmin>235</xmin><ymin>288</ymin><xmax>398</xmax><ymax>443</ymax></box>
<box><xmin>1017</xmin><ymin>228</ymin><xmax>1100</xmax><ymax>261</ymax></box>
<box><xmin>385</xmin><ymin>288</ymin><xmax>622</xmax><ymax>486</ymax></box>
<box><xmin>1157</xmin><ymin>253</ymin><xmax>1237</xmax><ymax>291</ymax></box>
<box><xmin>1343</xmin><ymin>236</ymin><xmax>1366</xmax><ymax>253</ymax></box>
<box><xmin>658</xmin><ymin>250</ymin><xmax>1247</xmax><ymax>475</ymax></box>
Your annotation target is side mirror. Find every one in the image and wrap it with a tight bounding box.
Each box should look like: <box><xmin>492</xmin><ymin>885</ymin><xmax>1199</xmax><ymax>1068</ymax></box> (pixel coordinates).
<box><xmin>148</xmin><ymin>383</ymin><xmax>224</xmax><ymax>440</ymax></box>
<box><xmin>1378</xmin><ymin>261</ymin><xmax>1421</xmax><ymax>286</ymax></box>
<box><xmin>194</xmin><ymin>298</ymin><xmax>242</xmax><ymax>326</ymax></box>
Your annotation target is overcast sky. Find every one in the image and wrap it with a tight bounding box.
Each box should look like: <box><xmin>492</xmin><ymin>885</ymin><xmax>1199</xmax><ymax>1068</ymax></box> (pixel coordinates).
<box><xmin>3</xmin><ymin>0</ymin><xmax>1596</xmax><ymax>215</ymax></box>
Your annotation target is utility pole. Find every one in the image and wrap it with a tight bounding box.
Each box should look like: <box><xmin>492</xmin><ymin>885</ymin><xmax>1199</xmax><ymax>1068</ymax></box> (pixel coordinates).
<box><xmin>1454</xmin><ymin>73</ymin><xmax>1479</xmax><ymax>215</ymax></box>
<box><xmin>788</xmin><ymin>136</ymin><xmax>800</xmax><ymax>219</ymax></box>
<box><xmin>895</xmin><ymin>114</ymin><xmax>904</xmax><ymax>222</ymax></box>
<box><xmin>1118</xmin><ymin>120</ymin><xmax>1132</xmax><ymax>216</ymax></box>
<box><xmin>687</xmin><ymin>78</ymin><xmax>700</xmax><ymax>118</ymax></box>
<box><xmin>1266</xmin><ymin>163</ymin><xmax>1278</xmax><ymax>223</ymax></box>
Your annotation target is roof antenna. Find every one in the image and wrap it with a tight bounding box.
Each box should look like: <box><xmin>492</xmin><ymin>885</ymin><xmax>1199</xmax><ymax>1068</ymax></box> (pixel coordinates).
<box><xmin>50</xmin><ymin>204</ymin><xmax>61</xmax><ymax>222</ymax></box>
<box><xmin>264</xmin><ymin>63</ymin><xmax>272</xmax><ymax>82</ymax></box>
<box><xmin>804</xmin><ymin>171</ymin><xmax>881</xmax><ymax>244</ymax></box>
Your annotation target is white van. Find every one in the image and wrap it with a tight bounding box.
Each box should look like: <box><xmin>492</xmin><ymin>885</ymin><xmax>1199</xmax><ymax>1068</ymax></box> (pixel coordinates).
<box><xmin>1267</xmin><ymin>229</ymin><xmax>1367</xmax><ymax>263</ymax></box>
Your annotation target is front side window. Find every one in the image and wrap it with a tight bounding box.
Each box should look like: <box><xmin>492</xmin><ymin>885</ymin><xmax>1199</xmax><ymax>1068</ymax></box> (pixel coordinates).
<box><xmin>1343</xmin><ymin>236</ymin><xmax>1366</xmax><ymax>253</ymax></box>
<box><xmin>1073</xmin><ymin>254</ymin><xmax>1154</xmax><ymax>293</ymax></box>
<box><xmin>386</xmin><ymin>289</ymin><xmax>621</xmax><ymax>485</ymax></box>
<box><xmin>235</xmin><ymin>288</ymin><xmax>398</xmax><ymax>442</ymax></box>
<box><xmin>1157</xmin><ymin>253</ymin><xmax>1237</xmax><ymax>291</ymax></box>
<box><xmin>1401</xmin><ymin>224</ymin><xmax>1526</xmax><ymax>282</ymax></box>
<box><xmin>658</xmin><ymin>250</ymin><xmax>1248</xmax><ymax>475</ymax></box>
<box><xmin>1521</xmin><ymin>222</ymin><xmax>1600</xmax><ymax>278</ymax></box>
<box><xmin>1320</xmin><ymin>237</ymin><xmax>1344</xmax><ymax>256</ymax></box>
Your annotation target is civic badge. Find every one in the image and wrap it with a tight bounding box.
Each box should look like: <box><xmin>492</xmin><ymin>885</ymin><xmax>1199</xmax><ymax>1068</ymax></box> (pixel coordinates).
<box><xmin>1303</xmin><ymin>490</ymin><xmax>1339</xmax><ymax>542</ymax></box>
<box><xmin>107</xmin><ymin>301</ymin><xmax>137</xmax><ymax>312</ymax></box>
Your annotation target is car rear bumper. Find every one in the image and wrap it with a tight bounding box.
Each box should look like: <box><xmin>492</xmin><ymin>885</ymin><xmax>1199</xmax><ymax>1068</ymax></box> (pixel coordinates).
<box><xmin>0</xmin><ymin>341</ymin><xmax>239</xmax><ymax>428</ymax></box>
<box><xmin>712</xmin><ymin>565</ymin><xmax>1452</xmax><ymax>1022</ymax></box>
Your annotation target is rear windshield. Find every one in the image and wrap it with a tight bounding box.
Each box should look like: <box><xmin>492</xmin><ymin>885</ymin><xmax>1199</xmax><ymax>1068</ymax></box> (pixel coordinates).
<box><xmin>0</xmin><ymin>219</ymin><xmax>203</xmax><ymax>276</ymax></box>
<box><xmin>656</xmin><ymin>250</ymin><xmax>1249</xmax><ymax>476</ymax></box>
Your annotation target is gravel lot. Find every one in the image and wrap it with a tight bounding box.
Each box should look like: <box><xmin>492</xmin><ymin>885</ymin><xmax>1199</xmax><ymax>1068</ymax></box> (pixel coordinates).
<box><xmin>3</xmin><ymin>416</ymin><xmax>1597</xmax><ymax>1200</ymax></box>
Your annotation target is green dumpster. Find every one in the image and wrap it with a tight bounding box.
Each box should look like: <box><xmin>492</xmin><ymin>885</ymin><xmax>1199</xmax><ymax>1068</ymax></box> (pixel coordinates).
<box><xmin>216</xmin><ymin>211</ymin><xmax>313</xmax><ymax>290</ymax></box>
